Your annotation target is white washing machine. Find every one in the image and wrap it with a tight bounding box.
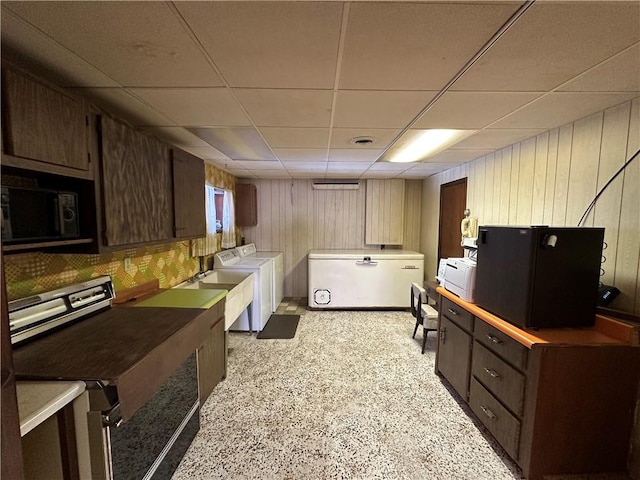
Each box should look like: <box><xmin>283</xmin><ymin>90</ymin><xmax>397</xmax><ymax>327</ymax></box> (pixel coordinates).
<box><xmin>236</xmin><ymin>243</ymin><xmax>284</xmax><ymax>311</ymax></box>
<box><xmin>213</xmin><ymin>249</ymin><xmax>273</xmax><ymax>332</ymax></box>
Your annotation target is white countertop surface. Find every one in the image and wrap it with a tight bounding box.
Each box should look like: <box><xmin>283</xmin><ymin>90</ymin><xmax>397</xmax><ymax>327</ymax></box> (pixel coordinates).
<box><xmin>17</xmin><ymin>381</ymin><xmax>86</xmax><ymax>436</ymax></box>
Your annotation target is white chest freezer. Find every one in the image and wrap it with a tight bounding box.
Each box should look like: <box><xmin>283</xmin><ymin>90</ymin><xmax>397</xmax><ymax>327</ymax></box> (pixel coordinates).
<box><xmin>308</xmin><ymin>249</ymin><xmax>424</xmax><ymax>309</ymax></box>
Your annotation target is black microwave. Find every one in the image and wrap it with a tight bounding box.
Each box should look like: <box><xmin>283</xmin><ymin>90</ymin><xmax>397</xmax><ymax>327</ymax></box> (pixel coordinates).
<box><xmin>1</xmin><ymin>186</ymin><xmax>80</xmax><ymax>243</ymax></box>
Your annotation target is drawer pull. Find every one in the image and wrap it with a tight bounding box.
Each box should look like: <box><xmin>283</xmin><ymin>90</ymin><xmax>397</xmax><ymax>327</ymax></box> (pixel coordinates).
<box><xmin>483</xmin><ymin>367</ymin><xmax>501</xmax><ymax>379</ymax></box>
<box><xmin>480</xmin><ymin>405</ymin><xmax>497</xmax><ymax>420</ymax></box>
<box><xmin>486</xmin><ymin>334</ymin><xmax>503</xmax><ymax>345</ymax></box>
<box><xmin>447</xmin><ymin>308</ymin><xmax>458</xmax><ymax>316</ymax></box>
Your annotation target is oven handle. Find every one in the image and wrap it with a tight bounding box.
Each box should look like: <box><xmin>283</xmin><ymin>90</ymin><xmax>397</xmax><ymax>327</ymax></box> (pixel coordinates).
<box><xmin>102</xmin><ymin>402</ymin><xmax>123</xmax><ymax>428</ymax></box>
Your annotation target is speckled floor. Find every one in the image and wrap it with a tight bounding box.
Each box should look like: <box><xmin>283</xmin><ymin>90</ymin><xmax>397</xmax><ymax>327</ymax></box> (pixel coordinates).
<box><xmin>171</xmin><ymin>310</ymin><xmax>629</xmax><ymax>480</ymax></box>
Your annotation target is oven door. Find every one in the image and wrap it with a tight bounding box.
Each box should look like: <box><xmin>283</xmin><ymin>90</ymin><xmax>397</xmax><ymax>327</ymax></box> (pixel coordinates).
<box><xmin>89</xmin><ymin>353</ymin><xmax>199</xmax><ymax>480</ymax></box>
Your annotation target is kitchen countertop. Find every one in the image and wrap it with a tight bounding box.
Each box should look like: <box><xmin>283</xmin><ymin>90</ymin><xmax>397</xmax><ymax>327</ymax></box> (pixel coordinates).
<box><xmin>134</xmin><ymin>288</ymin><xmax>227</xmax><ymax>309</ymax></box>
<box><xmin>17</xmin><ymin>381</ymin><xmax>85</xmax><ymax>436</ymax></box>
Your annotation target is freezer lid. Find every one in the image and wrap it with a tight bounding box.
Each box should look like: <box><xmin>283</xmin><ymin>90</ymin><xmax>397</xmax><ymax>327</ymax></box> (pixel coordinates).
<box><xmin>308</xmin><ymin>249</ymin><xmax>424</xmax><ymax>260</ymax></box>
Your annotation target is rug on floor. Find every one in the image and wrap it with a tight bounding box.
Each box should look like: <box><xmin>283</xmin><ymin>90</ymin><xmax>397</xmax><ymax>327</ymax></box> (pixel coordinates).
<box><xmin>256</xmin><ymin>314</ymin><xmax>300</xmax><ymax>339</ymax></box>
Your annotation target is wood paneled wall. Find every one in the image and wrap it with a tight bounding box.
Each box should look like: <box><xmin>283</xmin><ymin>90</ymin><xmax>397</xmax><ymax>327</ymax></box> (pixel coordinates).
<box><xmin>240</xmin><ymin>179</ymin><xmax>422</xmax><ymax>298</ymax></box>
<box><xmin>421</xmin><ymin>97</ymin><xmax>640</xmax><ymax>315</ymax></box>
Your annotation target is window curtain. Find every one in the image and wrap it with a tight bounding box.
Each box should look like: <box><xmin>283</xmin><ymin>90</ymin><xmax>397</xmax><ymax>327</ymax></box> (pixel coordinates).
<box><xmin>221</xmin><ymin>189</ymin><xmax>236</xmax><ymax>249</ymax></box>
<box><xmin>190</xmin><ymin>184</ymin><xmax>218</xmax><ymax>257</ymax></box>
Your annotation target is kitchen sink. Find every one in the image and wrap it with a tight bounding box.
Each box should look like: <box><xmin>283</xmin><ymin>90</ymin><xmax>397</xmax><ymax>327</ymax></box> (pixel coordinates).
<box><xmin>176</xmin><ymin>271</ymin><xmax>254</xmax><ymax>330</ymax></box>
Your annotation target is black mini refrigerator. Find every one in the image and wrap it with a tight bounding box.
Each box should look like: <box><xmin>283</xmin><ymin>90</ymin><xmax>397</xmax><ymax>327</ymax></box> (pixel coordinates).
<box><xmin>475</xmin><ymin>226</ymin><xmax>605</xmax><ymax>329</ymax></box>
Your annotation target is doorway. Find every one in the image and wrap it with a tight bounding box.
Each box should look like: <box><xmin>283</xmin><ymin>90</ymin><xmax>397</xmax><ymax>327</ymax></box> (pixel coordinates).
<box><xmin>438</xmin><ymin>178</ymin><xmax>467</xmax><ymax>261</ymax></box>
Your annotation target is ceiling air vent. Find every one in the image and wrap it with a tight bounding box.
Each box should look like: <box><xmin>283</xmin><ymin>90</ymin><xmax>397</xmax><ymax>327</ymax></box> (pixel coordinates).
<box><xmin>312</xmin><ymin>180</ymin><xmax>360</xmax><ymax>190</ymax></box>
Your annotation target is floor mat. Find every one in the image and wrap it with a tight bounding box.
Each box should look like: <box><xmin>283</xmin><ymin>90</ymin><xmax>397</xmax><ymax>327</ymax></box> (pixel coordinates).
<box><xmin>256</xmin><ymin>314</ymin><xmax>300</xmax><ymax>339</ymax></box>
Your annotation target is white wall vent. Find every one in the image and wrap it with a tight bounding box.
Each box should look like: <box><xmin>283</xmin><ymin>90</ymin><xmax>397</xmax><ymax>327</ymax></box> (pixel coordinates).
<box><xmin>312</xmin><ymin>181</ymin><xmax>360</xmax><ymax>190</ymax></box>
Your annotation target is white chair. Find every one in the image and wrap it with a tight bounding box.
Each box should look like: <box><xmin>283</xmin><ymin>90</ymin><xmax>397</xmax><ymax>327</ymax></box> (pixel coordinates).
<box><xmin>410</xmin><ymin>283</ymin><xmax>439</xmax><ymax>354</ymax></box>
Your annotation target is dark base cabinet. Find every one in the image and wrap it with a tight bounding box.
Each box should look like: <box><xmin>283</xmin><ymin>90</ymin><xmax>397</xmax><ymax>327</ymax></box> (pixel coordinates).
<box><xmin>435</xmin><ymin>287</ymin><xmax>640</xmax><ymax>480</ymax></box>
<box><xmin>197</xmin><ymin>316</ymin><xmax>226</xmax><ymax>407</ymax></box>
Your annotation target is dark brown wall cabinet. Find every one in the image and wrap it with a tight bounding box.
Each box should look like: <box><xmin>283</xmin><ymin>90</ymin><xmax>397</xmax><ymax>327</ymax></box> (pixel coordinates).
<box><xmin>236</xmin><ymin>183</ymin><xmax>257</xmax><ymax>227</ymax></box>
<box><xmin>436</xmin><ymin>290</ymin><xmax>640</xmax><ymax>479</ymax></box>
<box><xmin>172</xmin><ymin>148</ymin><xmax>205</xmax><ymax>239</ymax></box>
<box><xmin>99</xmin><ymin>115</ymin><xmax>174</xmax><ymax>247</ymax></box>
<box><xmin>1</xmin><ymin>67</ymin><xmax>90</xmax><ymax>178</ymax></box>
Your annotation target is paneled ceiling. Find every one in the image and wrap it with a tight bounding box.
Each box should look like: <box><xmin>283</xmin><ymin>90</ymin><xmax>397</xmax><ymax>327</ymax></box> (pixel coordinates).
<box><xmin>2</xmin><ymin>1</ymin><xmax>638</xmax><ymax>179</ymax></box>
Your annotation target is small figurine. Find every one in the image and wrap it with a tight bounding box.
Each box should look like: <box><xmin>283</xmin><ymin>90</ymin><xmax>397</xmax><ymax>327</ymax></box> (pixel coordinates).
<box><xmin>461</xmin><ymin>208</ymin><xmax>478</xmax><ymax>245</ymax></box>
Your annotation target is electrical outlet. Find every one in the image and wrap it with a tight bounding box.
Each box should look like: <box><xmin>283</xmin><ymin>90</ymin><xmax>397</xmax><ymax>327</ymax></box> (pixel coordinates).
<box><xmin>124</xmin><ymin>257</ymin><xmax>132</xmax><ymax>273</ymax></box>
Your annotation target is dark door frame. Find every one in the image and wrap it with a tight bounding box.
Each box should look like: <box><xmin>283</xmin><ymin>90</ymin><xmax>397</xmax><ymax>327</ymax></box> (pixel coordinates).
<box><xmin>437</xmin><ymin>178</ymin><xmax>468</xmax><ymax>262</ymax></box>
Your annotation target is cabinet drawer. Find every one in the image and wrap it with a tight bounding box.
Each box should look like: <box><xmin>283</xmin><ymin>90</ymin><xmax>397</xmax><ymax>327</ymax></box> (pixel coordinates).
<box><xmin>474</xmin><ymin>319</ymin><xmax>527</xmax><ymax>371</ymax></box>
<box><xmin>469</xmin><ymin>377</ymin><xmax>520</xmax><ymax>460</ymax></box>
<box><xmin>472</xmin><ymin>342</ymin><xmax>525</xmax><ymax>416</ymax></box>
<box><xmin>441</xmin><ymin>297</ymin><xmax>473</xmax><ymax>332</ymax></box>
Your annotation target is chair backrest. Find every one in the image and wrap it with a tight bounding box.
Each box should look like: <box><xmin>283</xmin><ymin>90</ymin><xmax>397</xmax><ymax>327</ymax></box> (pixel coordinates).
<box><xmin>410</xmin><ymin>282</ymin><xmax>426</xmax><ymax>321</ymax></box>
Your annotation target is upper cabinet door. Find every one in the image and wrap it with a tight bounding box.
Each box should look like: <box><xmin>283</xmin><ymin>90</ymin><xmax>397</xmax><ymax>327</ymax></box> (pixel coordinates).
<box><xmin>172</xmin><ymin>148</ymin><xmax>205</xmax><ymax>239</ymax></box>
<box><xmin>236</xmin><ymin>183</ymin><xmax>257</xmax><ymax>227</ymax></box>
<box><xmin>1</xmin><ymin>68</ymin><xmax>90</xmax><ymax>176</ymax></box>
<box><xmin>365</xmin><ymin>179</ymin><xmax>405</xmax><ymax>245</ymax></box>
<box><xmin>99</xmin><ymin>116</ymin><xmax>173</xmax><ymax>247</ymax></box>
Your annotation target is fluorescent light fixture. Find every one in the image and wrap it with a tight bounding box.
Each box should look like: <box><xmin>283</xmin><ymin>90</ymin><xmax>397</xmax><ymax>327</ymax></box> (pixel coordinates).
<box><xmin>384</xmin><ymin>129</ymin><xmax>477</xmax><ymax>163</ymax></box>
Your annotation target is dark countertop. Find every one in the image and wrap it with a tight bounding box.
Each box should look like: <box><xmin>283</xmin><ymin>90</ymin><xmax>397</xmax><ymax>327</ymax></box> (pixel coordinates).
<box><xmin>12</xmin><ymin>302</ymin><xmax>224</xmax><ymax>420</ymax></box>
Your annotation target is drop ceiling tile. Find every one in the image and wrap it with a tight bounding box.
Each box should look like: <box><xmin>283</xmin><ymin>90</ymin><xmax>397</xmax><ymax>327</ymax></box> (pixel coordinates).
<box><xmin>285</xmin><ymin>163</ymin><xmax>329</xmax><ymax>172</ymax></box>
<box><xmin>326</xmin><ymin>162</ymin><xmax>370</xmax><ymax>172</ymax></box>
<box><xmin>128</xmin><ymin>88</ymin><xmax>250</xmax><ymax>126</ymax></box>
<box><xmin>333</xmin><ymin>91</ymin><xmax>438</xmax><ymax>128</ymax></box>
<box><xmin>234</xmin><ymin>89</ymin><xmax>333</xmax><ymax>127</ymax></box>
<box><xmin>414</xmin><ymin>92</ymin><xmax>544</xmax><ymax>129</ymax></box>
<box><xmin>360</xmin><ymin>170</ymin><xmax>401</xmax><ymax>179</ymax></box>
<box><xmin>291</xmin><ymin>171</ymin><xmax>326</xmax><ymax>179</ymax></box>
<box><xmin>368</xmin><ymin>163</ymin><xmax>412</xmax><ymax>172</ymax></box>
<box><xmin>490</xmin><ymin>92</ymin><xmax>639</xmax><ymax>129</ymax></box>
<box><xmin>328</xmin><ymin>149</ymin><xmax>382</xmax><ymax>163</ymax></box>
<box><xmin>339</xmin><ymin>2</ymin><xmax>521</xmax><ymax>90</ymax></box>
<box><xmin>227</xmin><ymin>169</ymin><xmax>257</xmax><ymax>179</ymax></box>
<box><xmin>248</xmin><ymin>170</ymin><xmax>291</xmax><ymax>179</ymax></box>
<box><xmin>328</xmin><ymin>172</ymin><xmax>367</xmax><ymax>179</ymax></box>
<box><xmin>138</xmin><ymin>127</ymin><xmax>211</xmax><ymax>148</ymax></box>
<box><xmin>1</xmin><ymin>7</ymin><xmax>119</xmax><ymax>88</ymax></box>
<box><xmin>453</xmin><ymin>2</ymin><xmax>640</xmax><ymax>91</ymax></box>
<box><xmin>178</xmin><ymin>146</ymin><xmax>232</xmax><ymax>162</ymax></box>
<box><xmin>422</xmin><ymin>149</ymin><xmax>495</xmax><ymax>164</ymax></box>
<box><xmin>235</xmin><ymin>161</ymin><xmax>285</xmax><ymax>170</ymax></box>
<box><xmin>260</xmin><ymin>128</ymin><xmax>329</xmax><ymax>148</ymax></box>
<box><xmin>454</xmin><ymin>129</ymin><xmax>546</xmax><ymax>149</ymax></box>
<box><xmin>3</xmin><ymin>2</ymin><xmax>223</xmax><ymax>87</ymax></box>
<box><xmin>188</xmin><ymin>127</ymin><xmax>276</xmax><ymax>161</ymax></box>
<box><xmin>406</xmin><ymin>162</ymin><xmax>463</xmax><ymax>172</ymax></box>
<box><xmin>559</xmin><ymin>44</ymin><xmax>640</xmax><ymax>93</ymax></box>
<box><xmin>330</xmin><ymin>128</ymin><xmax>402</xmax><ymax>149</ymax></box>
<box><xmin>67</xmin><ymin>87</ymin><xmax>173</xmax><ymax>126</ymax></box>
<box><xmin>273</xmin><ymin>149</ymin><xmax>328</xmax><ymax>163</ymax></box>
<box><xmin>175</xmin><ymin>2</ymin><xmax>342</xmax><ymax>89</ymax></box>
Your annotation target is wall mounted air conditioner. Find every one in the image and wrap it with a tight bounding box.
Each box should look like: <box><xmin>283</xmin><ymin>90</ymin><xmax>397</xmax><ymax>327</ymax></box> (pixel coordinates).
<box><xmin>312</xmin><ymin>181</ymin><xmax>360</xmax><ymax>190</ymax></box>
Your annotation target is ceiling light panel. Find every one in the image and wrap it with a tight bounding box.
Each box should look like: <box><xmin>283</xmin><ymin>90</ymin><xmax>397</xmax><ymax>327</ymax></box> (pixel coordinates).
<box><xmin>383</xmin><ymin>129</ymin><xmax>477</xmax><ymax>163</ymax></box>
<box><xmin>188</xmin><ymin>127</ymin><xmax>276</xmax><ymax>161</ymax></box>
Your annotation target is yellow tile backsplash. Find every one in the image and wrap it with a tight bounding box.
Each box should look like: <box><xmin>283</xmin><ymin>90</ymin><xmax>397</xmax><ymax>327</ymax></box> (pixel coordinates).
<box><xmin>4</xmin><ymin>241</ymin><xmax>201</xmax><ymax>301</ymax></box>
<box><xmin>4</xmin><ymin>163</ymin><xmax>237</xmax><ymax>301</ymax></box>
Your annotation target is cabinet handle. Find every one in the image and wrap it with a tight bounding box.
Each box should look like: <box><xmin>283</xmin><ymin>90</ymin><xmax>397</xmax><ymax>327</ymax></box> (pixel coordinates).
<box><xmin>440</xmin><ymin>326</ymin><xmax>446</xmax><ymax>344</ymax></box>
<box><xmin>480</xmin><ymin>405</ymin><xmax>497</xmax><ymax>420</ymax></box>
<box><xmin>483</xmin><ymin>367</ymin><xmax>501</xmax><ymax>379</ymax></box>
<box><xmin>486</xmin><ymin>334</ymin><xmax>503</xmax><ymax>345</ymax></box>
<box><xmin>447</xmin><ymin>308</ymin><xmax>458</xmax><ymax>316</ymax></box>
